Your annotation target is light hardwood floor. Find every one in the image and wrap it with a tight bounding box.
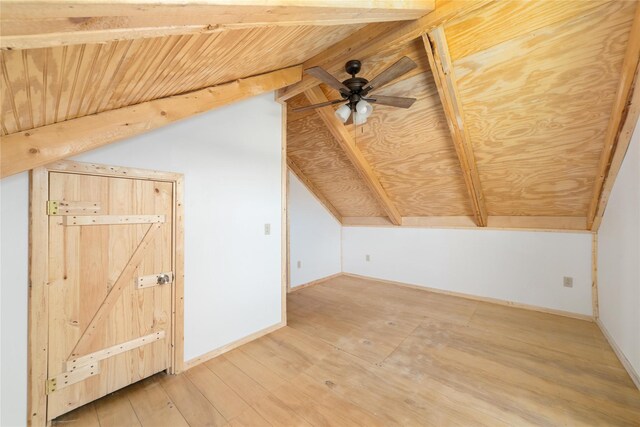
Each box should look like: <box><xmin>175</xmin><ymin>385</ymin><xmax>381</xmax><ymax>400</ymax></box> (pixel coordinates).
<box><xmin>54</xmin><ymin>275</ymin><xmax>640</xmax><ymax>426</ymax></box>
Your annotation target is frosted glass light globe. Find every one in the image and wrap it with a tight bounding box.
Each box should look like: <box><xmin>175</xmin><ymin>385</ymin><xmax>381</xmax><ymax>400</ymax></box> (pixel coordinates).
<box><xmin>335</xmin><ymin>104</ymin><xmax>351</xmax><ymax>123</ymax></box>
<box><xmin>356</xmin><ymin>99</ymin><xmax>373</xmax><ymax>118</ymax></box>
<box><xmin>354</xmin><ymin>111</ymin><xmax>367</xmax><ymax>126</ymax></box>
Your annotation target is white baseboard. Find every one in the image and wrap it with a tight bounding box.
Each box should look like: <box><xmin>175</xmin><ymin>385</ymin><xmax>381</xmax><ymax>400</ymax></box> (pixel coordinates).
<box><xmin>596</xmin><ymin>319</ymin><xmax>640</xmax><ymax>390</ymax></box>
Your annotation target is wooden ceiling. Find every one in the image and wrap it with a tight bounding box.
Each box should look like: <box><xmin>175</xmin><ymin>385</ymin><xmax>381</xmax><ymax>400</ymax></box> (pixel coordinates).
<box><xmin>0</xmin><ymin>24</ymin><xmax>364</xmax><ymax>135</ymax></box>
<box><xmin>1</xmin><ymin>0</ymin><xmax>639</xmax><ymax>232</ymax></box>
<box><xmin>286</xmin><ymin>0</ymin><xmax>640</xmax><ymax>231</ymax></box>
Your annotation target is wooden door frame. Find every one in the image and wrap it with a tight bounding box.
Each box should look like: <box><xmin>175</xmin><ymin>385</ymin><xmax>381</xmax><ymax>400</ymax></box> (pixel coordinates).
<box><xmin>28</xmin><ymin>160</ymin><xmax>185</xmax><ymax>427</ymax></box>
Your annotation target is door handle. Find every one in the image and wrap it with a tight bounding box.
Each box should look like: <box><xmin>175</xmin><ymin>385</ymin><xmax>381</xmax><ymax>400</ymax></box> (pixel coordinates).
<box><xmin>157</xmin><ymin>274</ymin><xmax>171</xmax><ymax>285</ymax></box>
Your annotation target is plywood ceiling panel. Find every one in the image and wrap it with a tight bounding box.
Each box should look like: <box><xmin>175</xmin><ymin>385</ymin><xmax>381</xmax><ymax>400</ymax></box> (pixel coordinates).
<box><xmin>354</xmin><ymin>44</ymin><xmax>472</xmax><ymax>216</ymax></box>
<box><xmin>0</xmin><ymin>23</ymin><xmax>365</xmax><ymax>135</ymax></box>
<box><xmin>444</xmin><ymin>0</ymin><xmax>613</xmax><ymax>62</ymax></box>
<box><xmin>287</xmin><ymin>39</ymin><xmax>472</xmax><ymax>218</ymax></box>
<box><xmin>288</xmin><ymin>97</ymin><xmax>387</xmax><ymax>217</ymax></box>
<box><xmin>451</xmin><ymin>0</ymin><xmax>636</xmax><ymax>216</ymax></box>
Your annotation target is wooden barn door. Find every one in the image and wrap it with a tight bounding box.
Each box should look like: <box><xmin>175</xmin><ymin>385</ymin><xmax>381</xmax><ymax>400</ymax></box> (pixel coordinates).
<box><xmin>44</xmin><ymin>169</ymin><xmax>176</xmax><ymax>420</ymax></box>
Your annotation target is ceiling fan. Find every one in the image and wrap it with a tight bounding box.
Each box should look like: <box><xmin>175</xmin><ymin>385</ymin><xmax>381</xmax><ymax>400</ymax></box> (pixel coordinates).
<box><xmin>293</xmin><ymin>56</ymin><xmax>418</xmax><ymax>125</ymax></box>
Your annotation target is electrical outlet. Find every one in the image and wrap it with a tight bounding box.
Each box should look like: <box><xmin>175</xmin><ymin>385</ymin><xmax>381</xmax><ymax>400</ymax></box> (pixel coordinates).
<box><xmin>297</xmin><ymin>261</ymin><xmax>301</xmax><ymax>269</ymax></box>
<box><xmin>563</xmin><ymin>276</ymin><xmax>573</xmax><ymax>288</ymax></box>
<box><xmin>366</xmin><ymin>254</ymin><xmax>370</xmax><ymax>262</ymax></box>
<box><xmin>264</xmin><ymin>223</ymin><xmax>271</xmax><ymax>235</ymax></box>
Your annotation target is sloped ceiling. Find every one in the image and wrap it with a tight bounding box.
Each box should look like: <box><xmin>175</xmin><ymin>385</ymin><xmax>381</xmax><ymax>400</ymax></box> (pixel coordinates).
<box><xmin>1</xmin><ymin>0</ymin><xmax>637</xmax><ymax>232</ymax></box>
<box><xmin>0</xmin><ymin>24</ymin><xmax>365</xmax><ymax>135</ymax></box>
<box><xmin>286</xmin><ymin>0</ymin><xmax>638</xmax><ymax>230</ymax></box>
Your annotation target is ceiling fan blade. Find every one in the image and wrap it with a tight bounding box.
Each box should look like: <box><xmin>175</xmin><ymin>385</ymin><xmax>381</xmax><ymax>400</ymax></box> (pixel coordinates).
<box><xmin>305</xmin><ymin>66</ymin><xmax>350</xmax><ymax>94</ymax></box>
<box><xmin>363</xmin><ymin>56</ymin><xmax>417</xmax><ymax>93</ymax></box>
<box><xmin>366</xmin><ymin>95</ymin><xmax>417</xmax><ymax>109</ymax></box>
<box><xmin>292</xmin><ymin>99</ymin><xmax>345</xmax><ymax>112</ymax></box>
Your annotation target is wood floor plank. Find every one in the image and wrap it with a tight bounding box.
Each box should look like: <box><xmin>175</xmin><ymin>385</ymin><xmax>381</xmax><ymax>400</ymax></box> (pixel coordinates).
<box><xmin>223</xmin><ymin>350</ymin><xmax>288</xmax><ymax>392</ymax></box>
<box><xmin>126</xmin><ymin>378</ymin><xmax>189</xmax><ymax>427</ymax></box>
<box><xmin>51</xmin><ymin>275</ymin><xmax>640</xmax><ymax>426</ymax></box>
<box><xmin>204</xmin><ymin>355</ymin><xmax>269</xmax><ymax>406</ymax></box>
<box><xmin>250</xmin><ymin>394</ymin><xmax>312</xmax><ymax>427</ymax></box>
<box><xmin>157</xmin><ymin>372</ymin><xmax>227</xmax><ymax>427</ymax></box>
<box><xmin>52</xmin><ymin>402</ymin><xmax>100</xmax><ymax>426</ymax></box>
<box><xmin>94</xmin><ymin>390</ymin><xmax>141</xmax><ymax>427</ymax></box>
<box><xmin>185</xmin><ymin>364</ymin><xmax>249</xmax><ymax>421</ymax></box>
<box><xmin>225</xmin><ymin>407</ymin><xmax>272</xmax><ymax>427</ymax></box>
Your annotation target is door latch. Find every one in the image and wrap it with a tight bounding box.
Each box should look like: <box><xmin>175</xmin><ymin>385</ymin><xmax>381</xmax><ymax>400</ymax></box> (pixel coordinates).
<box><xmin>157</xmin><ymin>274</ymin><xmax>171</xmax><ymax>285</ymax></box>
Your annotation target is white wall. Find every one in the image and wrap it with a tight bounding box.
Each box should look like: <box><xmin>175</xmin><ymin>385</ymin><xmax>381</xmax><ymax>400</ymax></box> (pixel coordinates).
<box><xmin>342</xmin><ymin>227</ymin><xmax>593</xmax><ymax>316</ymax></box>
<box><xmin>598</xmin><ymin>119</ymin><xmax>640</xmax><ymax>383</ymax></box>
<box><xmin>0</xmin><ymin>93</ymin><xmax>284</xmax><ymax>426</ymax></box>
<box><xmin>1</xmin><ymin>174</ymin><xmax>29</xmax><ymax>427</ymax></box>
<box><xmin>288</xmin><ymin>171</ymin><xmax>341</xmax><ymax>287</ymax></box>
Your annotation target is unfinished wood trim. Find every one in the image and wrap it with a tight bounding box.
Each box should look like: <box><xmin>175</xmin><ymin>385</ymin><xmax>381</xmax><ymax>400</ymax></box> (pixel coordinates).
<box><xmin>0</xmin><ymin>1</ymin><xmax>434</xmax><ymax>50</ymax></box>
<box><xmin>63</xmin><ymin>214</ymin><xmax>165</xmax><ymax>226</ymax></box>
<box><xmin>591</xmin><ymin>74</ymin><xmax>640</xmax><ymax>231</ymax></box>
<box><xmin>67</xmin><ymin>331</ymin><xmax>166</xmax><ymax>372</ymax></box>
<box><xmin>423</xmin><ymin>27</ymin><xmax>487</xmax><ymax>227</ymax></box>
<box><xmin>1</xmin><ymin>66</ymin><xmax>302</xmax><ymax>178</ymax></box>
<box><xmin>288</xmin><ymin>273</ymin><xmax>342</xmax><ymax>294</ymax></box>
<box><xmin>277</xmin><ymin>0</ymin><xmax>491</xmax><ymax>102</ymax></box>
<box><xmin>402</xmin><ymin>216</ymin><xmax>477</xmax><ymax>228</ymax></box>
<box><xmin>342</xmin><ymin>216</ymin><xmax>589</xmax><ymax>232</ymax></box>
<box><xmin>592</xmin><ymin>233</ymin><xmax>599</xmax><ymax>320</ymax></box>
<box><xmin>286</xmin><ymin>169</ymin><xmax>292</xmax><ymax>294</ymax></box>
<box><xmin>43</xmin><ymin>161</ymin><xmax>184</xmax><ymax>182</ymax></box>
<box><xmin>596</xmin><ymin>319</ymin><xmax>640</xmax><ymax>390</ymax></box>
<box><xmin>171</xmin><ymin>176</ymin><xmax>185</xmax><ymax>374</ymax></box>
<box><xmin>281</xmin><ymin>102</ymin><xmax>288</xmax><ymax>324</ymax></box>
<box><xmin>343</xmin><ymin>273</ymin><xmax>594</xmax><ymax>322</ymax></box>
<box><xmin>47</xmin><ymin>201</ymin><xmax>101</xmax><ymax>216</ymax></box>
<box><xmin>28</xmin><ymin>167</ymin><xmax>50</xmax><ymax>427</ymax></box>
<box><xmin>69</xmin><ymin>222</ymin><xmax>162</xmax><ymax>359</ymax></box>
<box><xmin>587</xmin><ymin>3</ymin><xmax>640</xmax><ymax>230</ymax></box>
<box><xmin>287</xmin><ymin>157</ymin><xmax>343</xmax><ymax>223</ymax></box>
<box><xmin>184</xmin><ymin>321</ymin><xmax>285</xmax><ymax>371</ymax></box>
<box><xmin>304</xmin><ymin>86</ymin><xmax>402</xmax><ymax>225</ymax></box>
<box><xmin>486</xmin><ymin>216</ymin><xmax>588</xmax><ymax>232</ymax></box>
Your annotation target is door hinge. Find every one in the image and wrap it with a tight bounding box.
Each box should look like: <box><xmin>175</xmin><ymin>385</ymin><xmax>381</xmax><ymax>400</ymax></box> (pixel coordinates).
<box><xmin>47</xmin><ymin>201</ymin><xmax>59</xmax><ymax>215</ymax></box>
<box><xmin>46</xmin><ymin>378</ymin><xmax>57</xmax><ymax>394</ymax></box>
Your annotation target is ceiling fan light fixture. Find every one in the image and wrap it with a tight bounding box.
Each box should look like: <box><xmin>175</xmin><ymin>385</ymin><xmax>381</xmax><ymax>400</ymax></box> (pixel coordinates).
<box><xmin>356</xmin><ymin>99</ymin><xmax>373</xmax><ymax>118</ymax></box>
<box><xmin>354</xmin><ymin>111</ymin><xmax>368</xmax><ymax>126</ymax></box>
<box><xmin>335</xmin><ymin>104</ymin><xmax>351</xmax><ymax>123</ymax></box>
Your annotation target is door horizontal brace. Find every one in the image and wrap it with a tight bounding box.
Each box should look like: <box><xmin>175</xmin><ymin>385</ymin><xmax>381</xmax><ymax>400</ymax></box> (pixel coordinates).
<box><xmin>63</xmin><ymin>215</ymin><xmax>165</xmax><ymax>226</ymax></box>
<box><xmin>67</xmin><ymin>330</ymin><xmax>166</xmax><ymax>372</ymax></box>
<box><xmin>47</xmin><ymin>363</ymin><xmax>100</xmax><ymax>394</ymax></box>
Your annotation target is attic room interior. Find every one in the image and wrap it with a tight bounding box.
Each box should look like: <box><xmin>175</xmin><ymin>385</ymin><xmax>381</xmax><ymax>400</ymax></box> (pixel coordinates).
<box><xmin>1</xmin><ymin>0</ymin><xmax>639</xmax><ymax>425</ymax></box>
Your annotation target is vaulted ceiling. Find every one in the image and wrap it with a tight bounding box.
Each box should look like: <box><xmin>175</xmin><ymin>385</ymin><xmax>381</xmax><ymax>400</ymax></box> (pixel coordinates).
<box><xmin>285</xmin><ymin>0</ymin><xmax>640</xmax><ymax>231</ymax></box>
<box><xmin>1</xmin><ymin>0</ymin><xmax>638</xmax><ymax>232</ymax></box>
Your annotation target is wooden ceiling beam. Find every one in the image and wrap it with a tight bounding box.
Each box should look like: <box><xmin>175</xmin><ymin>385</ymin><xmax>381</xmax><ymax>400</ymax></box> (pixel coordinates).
<box><xmin>277</xmin><ymin>0</ymin><xmax>491</xmax><ymax>102</ymax></box>
<box><xmin>0</xmin><ymin>0</ymin><xmax>434</xmax><ymax>50</ymax></box>
<box><xmin>423</xmin><ymin>27</ymin><xmax>487</xmax><ymax>227</ymax></box>
<box><xmin>587</xmin><ymin>3</ymin><xmax>640</xmax><ymax>231</ymax></box>
<box><xmin>1</xmin><ymin>65</ymin><xmax>302</xmax><ymax>178</ymax></box>
<box><xmin>304</xmin><ymin>86</ymin><xmax>402</xmax><ymax>225</ymax></box>
<box><xmin>287</xmin><ymin>157</ymin><xmax>343</xmax><ymax>224</ymax></box>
